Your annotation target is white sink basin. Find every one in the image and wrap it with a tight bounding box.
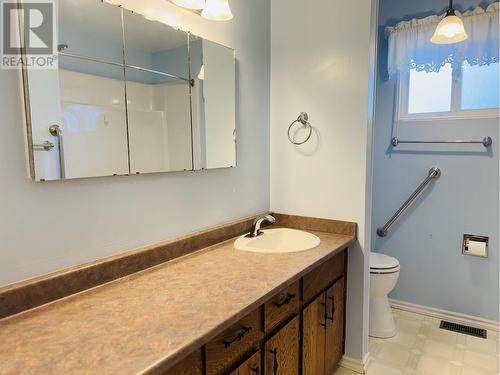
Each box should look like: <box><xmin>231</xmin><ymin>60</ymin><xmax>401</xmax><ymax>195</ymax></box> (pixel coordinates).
<box><xmin>234</xmin><ymin>228</ymin><xmax>321</xmax><ymax>253</ymax></box>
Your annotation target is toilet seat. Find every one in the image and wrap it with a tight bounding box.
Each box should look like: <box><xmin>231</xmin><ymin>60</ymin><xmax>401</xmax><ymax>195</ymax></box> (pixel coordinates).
<box><xmin>370</xmin><ymin>253</ymin><xmax>400</xmax><ymax>274</ymax></box>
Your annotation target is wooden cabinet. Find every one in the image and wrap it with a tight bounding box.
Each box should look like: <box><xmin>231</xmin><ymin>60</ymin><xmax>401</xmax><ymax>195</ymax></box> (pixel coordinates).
<box><xmin>302</xmin><ymin>293</ymin><xmax>326</xmax><ymax>375</ymax></box>
<box><xmin>303</xmin><ymin>277</ymin><xmax>345</xmax><ymax>375</ymax></box>
<box><xmin>164</xmin><ymin>249</ymin><xmax>347</xmax><ymax>375</ymax></box>
<box><xmin>229</xmin><ymin>351</ymin><xmax>261</xmax><ymax>375</ymax></box>
<box><xmin>265</xmin><ymin>316</ymin><xmax>299</xmax><ymax>375</ymax></box>
<box><xmin>303</xmin><ymin>251</ymin><xmax>345</xmax><ymax>305</ymax></box>
<box><xmin>206</xmin><ymin>309</ymin><xmax>263</xmax><ymax>375</ymax></box>
<box><xmin>162</xmin><ymin>350</ymin><xmax>203</xmax><ymax>375</ymax></box>
<box><xmin>325</xmin><ymin>277</ymin><xmax>345</xmax><ymax>374</ymax></box>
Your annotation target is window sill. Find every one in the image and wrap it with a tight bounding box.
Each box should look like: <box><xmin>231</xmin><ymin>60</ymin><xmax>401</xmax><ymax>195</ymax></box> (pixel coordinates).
<box><xmin>398</xmin><ymin>110</ymin><xmax>500</xmax><ymax>122</ymax></box>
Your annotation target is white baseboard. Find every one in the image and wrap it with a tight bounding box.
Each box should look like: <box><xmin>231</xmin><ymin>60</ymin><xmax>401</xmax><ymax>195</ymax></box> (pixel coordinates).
<box><xmin>340</xmin><ymin>352</ymin><xmax>371</xmax><ymax>374</ymax></box>
<box><xmin>390</xmin><ymin>299</ymin><xmax>500</xmax><ymax>332</ymax></box>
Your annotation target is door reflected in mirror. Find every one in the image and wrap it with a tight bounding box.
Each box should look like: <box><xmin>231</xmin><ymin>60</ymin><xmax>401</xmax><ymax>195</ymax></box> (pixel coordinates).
<box><xmin>27</xmin><ymin>0</ymin><xmax>128</xmax><ymax>181</ymax></box>
<box><xmin>190</xmin><ymin>36</ymin><xmax>236</xmax><ymax>170</ymax></box>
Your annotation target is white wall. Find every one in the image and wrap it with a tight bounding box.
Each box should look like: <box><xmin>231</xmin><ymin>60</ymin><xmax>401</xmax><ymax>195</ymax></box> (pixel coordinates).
<box><xmin>60</xmin><ymin>70</ymin><xmax>130</xmax><ymax>179</ymax></box>
<box><xmin>0</xmin><ymin>0</ymin><xmax>270</xmax><ymax>287</ymax></box>
<box><xmin>270</xmin><ymin>0</ymin><xmax>376</xmax><ymax>362</ymax></box>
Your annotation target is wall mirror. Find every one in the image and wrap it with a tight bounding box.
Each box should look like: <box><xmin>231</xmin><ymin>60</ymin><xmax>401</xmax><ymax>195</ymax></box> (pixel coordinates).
<box><xmin>190</xmin><ymin>36</ymin><xmax>236</xmax><ymax>170</ymax></box>
<box><xmin>122</xmin><ymin>10</ymin><xmax>193</xmax><ymax>174</ymax></box>
<box><xmin>22</xmin><ymin>0</ymin><xmax>236</xmax><ymax>181</ymax></box>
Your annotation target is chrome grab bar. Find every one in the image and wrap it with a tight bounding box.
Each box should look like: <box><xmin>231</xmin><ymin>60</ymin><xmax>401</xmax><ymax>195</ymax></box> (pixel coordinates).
<box><xmin>377</xmin><ymin>167</ymin><xmax>441</xmax><ymax>237</ymax></box>
<box><xmin>49</xmin><ymin>125</ymin><xmax>66</xmax><ymax>179</ymax></box>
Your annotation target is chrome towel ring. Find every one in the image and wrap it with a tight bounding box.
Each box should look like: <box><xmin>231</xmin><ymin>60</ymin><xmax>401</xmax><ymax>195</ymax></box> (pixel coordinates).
<box><xmin>288</xmin><ymin>112</ymin><xmax>313</xmax><ymax>145</ymax></box>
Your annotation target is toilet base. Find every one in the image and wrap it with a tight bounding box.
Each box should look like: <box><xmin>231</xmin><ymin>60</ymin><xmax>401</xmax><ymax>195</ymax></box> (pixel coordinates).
<box><xmin>369</xmin><ymin>296</ymin><xmax>396</xmax><ymax>338</ymax></box>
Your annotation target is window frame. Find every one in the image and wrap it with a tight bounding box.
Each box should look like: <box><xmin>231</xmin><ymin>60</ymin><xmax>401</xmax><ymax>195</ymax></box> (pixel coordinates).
<box><xmin>397</xmin><ymin>63</ymin><xmax>499</xmax><ymax>122</ymax></box>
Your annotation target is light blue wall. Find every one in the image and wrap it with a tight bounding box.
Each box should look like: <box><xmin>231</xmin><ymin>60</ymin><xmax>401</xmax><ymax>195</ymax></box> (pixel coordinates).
<box><xmin>374</xmin><ymin>0</ymin><xmax>499</xmax><ymax>321</ymax></box>
<box><xmin>1</xmin><ymin>0</ymin><xmax>271</xmax><ymax>287</ymax></box>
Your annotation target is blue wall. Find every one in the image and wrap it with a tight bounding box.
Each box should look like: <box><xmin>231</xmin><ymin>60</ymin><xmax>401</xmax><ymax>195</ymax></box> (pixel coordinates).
<box><xmin>373</xmin><ymin>0</ymin><xmax>499</xmax><ymax>321</ymax></box>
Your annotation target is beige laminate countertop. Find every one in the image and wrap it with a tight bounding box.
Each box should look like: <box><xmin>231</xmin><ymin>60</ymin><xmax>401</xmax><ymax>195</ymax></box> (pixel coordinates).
<box><xmin>0</xmin><ymin>230</ymin><xmax>354</xmax><ymax>375</ymax></box>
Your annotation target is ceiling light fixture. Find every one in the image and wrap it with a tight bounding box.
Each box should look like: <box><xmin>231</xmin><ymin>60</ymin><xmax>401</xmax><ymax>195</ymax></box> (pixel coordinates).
<box><xmin>103</xmin><ymin>0</ymin><xmax>122</xmax><ymax>5</ymax></box>
<box><xmin>431</xmin><ymin>0</ymin><xmax>468</xmax><ymax>44</ymax></box>
<box><xmin>172</xmin><ymin>0</ymin><xmax>206</xmax><ymax>10</ymax></box>
<box><xmin>143</xmin><ymin>8</ymin><xmax>158</xmax><ymax>21</ymax></box>
<box><xmin>201</xmin><ymin>0</ymin><xmax>233</xmax><ymax>21</ymax></box>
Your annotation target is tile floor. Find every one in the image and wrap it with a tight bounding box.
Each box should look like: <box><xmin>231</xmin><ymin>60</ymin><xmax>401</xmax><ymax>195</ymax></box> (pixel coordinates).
<box><xmin>334</xmin><ymin>309</ymin><xmax>500</xmax><ymax>375</ymax></box>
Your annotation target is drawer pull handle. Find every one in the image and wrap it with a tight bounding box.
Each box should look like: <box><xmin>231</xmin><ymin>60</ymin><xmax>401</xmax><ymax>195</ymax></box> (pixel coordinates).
<box><xmin>223</xmin><ymin>326</ymin><xmax>252</xmax><ymax>348</ymax></box>
<box><xmin>327</xmin><ymin>296</ymin><xmax>335</xmax><ymax>323</ymax></box>
<box><xmin>251</xmin><ymin>366</ymin><xmax>260</xmax><ymax>374</ymax></box>
<box><xmin>270</xmin><ymin>348</ymin><xmax>279</xmax><ymax>375</ymax></box>
<box><xmin>274</xmin><ymin>293</ymin><xmax>296</xmax><ymax>308</ymax></box>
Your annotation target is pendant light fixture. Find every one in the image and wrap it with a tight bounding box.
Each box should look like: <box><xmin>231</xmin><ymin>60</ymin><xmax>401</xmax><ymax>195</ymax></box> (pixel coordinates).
<box><xmin>172</xmin><ymin>0</ymin><xmax>205</xmax><ymax>10</ymax></box>
<box><xmin>201</xmin><ymin>0</ymin><xmax>233</xmax><ymax>21</ymax></box>
<box><xmin>431</xmin><ymin>0</ymin><xmax>468</xmax><ymax>44</ymax></box>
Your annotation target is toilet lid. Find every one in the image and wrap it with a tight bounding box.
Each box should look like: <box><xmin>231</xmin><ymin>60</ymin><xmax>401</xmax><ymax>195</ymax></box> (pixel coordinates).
<box><xmin>370</xmin><ymin>252</ymin><xmax>399</xmax><ymax>269</ymax></box>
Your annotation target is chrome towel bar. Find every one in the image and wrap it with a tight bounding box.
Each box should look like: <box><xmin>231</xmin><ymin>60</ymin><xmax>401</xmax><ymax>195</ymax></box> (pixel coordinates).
<box><xmin>33</xmin><ymin>141</ymin><xmax>55</xmax><ymax>151</ymax></box>
<box><xmin>58</xmin><ymin>51</ymin><xmax>192</xmax><ymax>84</ymax></box>
<box><xmin>392</xmin><ymin>137</ymin><xmax>493</xmax><ymax>147</ymax></box>
<box><xmin>377</xmin><ymin>167</ymin><xmax>441</xmax><ymax>237</ymax></box>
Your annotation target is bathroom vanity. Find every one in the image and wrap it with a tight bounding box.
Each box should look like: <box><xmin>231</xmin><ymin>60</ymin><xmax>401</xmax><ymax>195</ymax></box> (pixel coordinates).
<box><xmin>167</xmin><ymin>250</ymin><xmax>346</xmax><ymax>375</ymax></box>
<box><xmin>0</xmin><ymin>214</ymin><xmax>355</xmax><ymax>375</ymax></box>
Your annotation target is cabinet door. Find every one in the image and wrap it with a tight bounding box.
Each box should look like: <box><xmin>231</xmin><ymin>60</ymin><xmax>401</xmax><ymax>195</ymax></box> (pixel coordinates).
<box><xmin>264</xmin><ymin>316</ymin><xmax>299</xmax><ymax>375</ymax></box>
<box><xmin>229</xmin><ymin>351</ymin><xmax>261</xmax><ymax>375</ymax></box>
<box><xmin>325</xmin><ymin>277</ymin><xmax>345</xmax><ymax>374</ymax></box>
<box><xmin>302</xmin><ymin>292</ymin><xmax>326</xmax><ymax>375</ymax></box>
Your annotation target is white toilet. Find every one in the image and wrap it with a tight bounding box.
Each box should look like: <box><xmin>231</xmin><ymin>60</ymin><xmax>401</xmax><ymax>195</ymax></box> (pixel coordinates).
<box><xmin>369</xmin><ymin>252</ymin><xmax>400</xmax><ymax>338</ymax></box>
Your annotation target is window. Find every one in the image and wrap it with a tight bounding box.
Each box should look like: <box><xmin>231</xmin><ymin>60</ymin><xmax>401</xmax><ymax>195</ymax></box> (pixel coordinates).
<box><xmin>398</xmin><ymin>62</ymin><xmax>499</xmax><ymax>120</ymax></box>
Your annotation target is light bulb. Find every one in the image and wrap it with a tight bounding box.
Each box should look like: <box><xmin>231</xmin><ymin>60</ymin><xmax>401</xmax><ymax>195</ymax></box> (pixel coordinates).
<box><xmin>201</xmin><ymin>0</ymin><xmax>233</xmax><ymax>21</ymax></box>
<box><xmin>172</xmin><ymin>0</ymin><xmax>205</xmax><ymax>10</ymax></box>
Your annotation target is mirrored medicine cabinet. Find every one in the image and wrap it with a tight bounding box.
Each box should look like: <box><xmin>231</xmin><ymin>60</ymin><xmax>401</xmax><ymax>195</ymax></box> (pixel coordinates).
<box><xmin>22</xmin><ymin>0</ymin><xmax>236</xmax><ymax>181</ymax></box>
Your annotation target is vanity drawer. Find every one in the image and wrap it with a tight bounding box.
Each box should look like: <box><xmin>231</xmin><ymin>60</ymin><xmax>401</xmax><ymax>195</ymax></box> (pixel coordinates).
<box><xmin>303</xmin><ymin>250</ymin><xmax>345</xmax><ymax>305</ymax></box>
<box><xmin>264</xmin><ymin>281</ymin><xmax>300</xmax><ymax>333</ymax></box>
<box><xmin>206</xmin><ymin>308</ymin><xmax>263</xmax><ymax>375</ymax></box>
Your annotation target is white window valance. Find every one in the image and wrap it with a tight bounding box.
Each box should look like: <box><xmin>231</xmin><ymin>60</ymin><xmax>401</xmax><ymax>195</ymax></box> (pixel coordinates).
<box><xmin>386</xmin><ymin>2</ymin><xmax>499</xmax><ymax>78</ymax></box>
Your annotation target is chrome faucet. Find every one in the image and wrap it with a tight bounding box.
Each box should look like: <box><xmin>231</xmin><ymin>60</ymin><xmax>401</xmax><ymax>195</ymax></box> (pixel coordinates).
<box><xmin>246</xmin><ymin>214</ymin><xmax>276</xmax><ymax>238</ymax></box>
